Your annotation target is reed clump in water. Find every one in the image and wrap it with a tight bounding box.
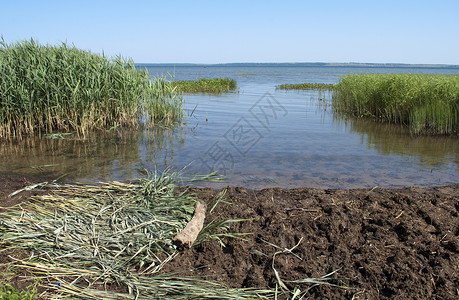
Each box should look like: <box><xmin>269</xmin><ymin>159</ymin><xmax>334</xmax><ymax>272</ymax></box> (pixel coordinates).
<box><xmin>172</xmin><ymin>78</ymin><xmax>237</xmax><ymax>94</ymax></box>
<box><xmin>0</xmin><ymin>39</ymin><xmax>183</xmax><ymax>139</ymax></box>
<box><xmin>276</xmin><ymin>83</ymin><xmax>335</xmax><ymax>91</ymax></box>
<box><xmin>333</xmin><ymin>73</ymin><xmax>459</xmax><ymax>135</ymax></box>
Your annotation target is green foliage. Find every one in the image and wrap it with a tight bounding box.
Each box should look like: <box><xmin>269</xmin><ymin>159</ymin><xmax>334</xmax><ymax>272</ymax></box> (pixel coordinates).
<box><xmin>276</xmin><ymin>82</ymin><xmax>335</xmax><ymax>91</ymax></box>
<box><xmin>0</xmin><ymin>38</ymin><xmax>183</xmax><ymax>138</ymax></box>
<box><xmin>0</xmin><ymin>284</ymin><xmax>37</xmax><ymax>300</ymax></box>
<box><xmin>333</xmin><ymin>74</ymin><xmax>459</xmax><ymax>135</ymax></box>
<box><xmin>172</xmin><ymin>78</ymin><xmax>237</xmax><ymax>94</ymax></box>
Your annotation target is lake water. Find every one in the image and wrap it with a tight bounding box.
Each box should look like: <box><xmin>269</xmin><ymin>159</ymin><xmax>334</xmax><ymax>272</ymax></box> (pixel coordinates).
<box><xmin>1</xmin><ymin>65</ymin><xmax>458</xmax><ymax>189</ymax></box>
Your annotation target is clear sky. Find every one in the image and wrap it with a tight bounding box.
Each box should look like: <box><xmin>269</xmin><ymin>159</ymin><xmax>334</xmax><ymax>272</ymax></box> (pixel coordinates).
<box><xmin>2</xmin><ymin>0</ymin><xmax>458</xmax><ymax>64</ymax></box>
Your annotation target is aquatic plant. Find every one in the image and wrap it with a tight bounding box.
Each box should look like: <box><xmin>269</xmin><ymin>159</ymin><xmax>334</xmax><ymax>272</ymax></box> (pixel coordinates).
<box><xmin>0</xmin><ymin>38</ymin><xmax>183</xmax><ymax>139</ymax></box>
<box><xmin>333</xmin><ymin>74</ymin><xmax>459</xmax><ymax>135</ymax></box>
<box><xmin>276</xmin><ymin>82</ymin><xmax>335</xmax><ymax>91</ymax></box>
<box><xmin>172</xmin><ymin>78</ymin><xmax>237</xmax><ymax>94</ymax></box>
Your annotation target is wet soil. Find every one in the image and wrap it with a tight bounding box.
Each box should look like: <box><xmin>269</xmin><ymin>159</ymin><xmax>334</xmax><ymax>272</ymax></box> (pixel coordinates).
<box><xmin>1</xmin><ymin>175</ymin><xmax>458</xmax><ymax>299</ymax></box>
<box><xmin>0</xmin><ymin>174</ymin><xmax>52</xmax><ymax>209</ymax></box>
<box><xmin>166</xmin><ymin>185</ymin><xmax>459</xmax><ymax>299</ymax></box>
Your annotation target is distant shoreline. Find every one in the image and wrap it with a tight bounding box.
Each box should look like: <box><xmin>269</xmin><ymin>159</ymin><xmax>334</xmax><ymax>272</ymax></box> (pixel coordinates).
<box><xmin>137</xmin><ymin>62</ymin><xmax>459</xmax><ymax>68</ymax></box>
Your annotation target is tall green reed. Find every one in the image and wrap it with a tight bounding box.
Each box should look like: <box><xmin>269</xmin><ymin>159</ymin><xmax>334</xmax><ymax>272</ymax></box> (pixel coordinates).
<box><xmin>0</xmin><ymin>38</ymin><xmax>183</xmax><ymax>138</ymax></box>
<box><xmin>333</xmin><ymin>73</ymin><xmax>459</xmax><ymax>135</ymax></box>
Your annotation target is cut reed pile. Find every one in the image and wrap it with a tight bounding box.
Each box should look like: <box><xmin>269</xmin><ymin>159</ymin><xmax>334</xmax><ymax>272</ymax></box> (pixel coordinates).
<box><xmin>276</xmin><ymin>83</ymin><xmax>335</xmax><ymax>91</ymax></box>
<box><xmin>0</xmin><ymin>171</ymin><xmax>266</xmax><ymax>299</ymax></box>
<box><xmin>0</xmin><ymin>170</ymin><xmax>350</xmax><ymax>299</ymax></box>
<box><xmin>172</xmin><ymin>78</ymin><xmax>237</xmax><ymax>94</ymax></box>
<box><xmin>0</xmin><ymin>39</ymin><xmax>183</xmax><ymax>139</ymax></box>
<box><xmin>333</xmin><ymin>74</ymin><xmax>459</xmax><ymax>135</ymax></box>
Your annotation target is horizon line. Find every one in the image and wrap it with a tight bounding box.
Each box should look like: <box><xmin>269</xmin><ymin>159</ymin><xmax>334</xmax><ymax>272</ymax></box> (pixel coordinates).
<box><xmin>135</xmin><ymin>62</ymin><xmax>459</xmax><ymax>68</ymax></box>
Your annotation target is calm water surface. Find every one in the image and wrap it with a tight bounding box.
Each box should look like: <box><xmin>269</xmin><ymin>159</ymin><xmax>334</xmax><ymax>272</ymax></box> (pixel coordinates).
<box><xmin>1</xmin><ymin>65</ymin><xmax>458</xmax><ymax>189</ymax></box>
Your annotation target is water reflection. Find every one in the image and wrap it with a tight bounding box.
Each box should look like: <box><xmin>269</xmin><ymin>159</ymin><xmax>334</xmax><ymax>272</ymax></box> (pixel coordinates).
<box><xmin>139</xmin><ymin>126</ymin><xmax>187</xmax><ymax>171</ymax></box>
<box><xmin>335</xmin><ymin>118</ymin><xmax>459</xmax><ymax>168</ymax></box>
<box><xmin>313</xmin><ymin>91</ymin><xmax>457</xmax><ymax>170</ymax></box>
<box><xmin>0</xmin><ymin>126</ymin><xmax>187</xmax><ymax>181</ymax></box>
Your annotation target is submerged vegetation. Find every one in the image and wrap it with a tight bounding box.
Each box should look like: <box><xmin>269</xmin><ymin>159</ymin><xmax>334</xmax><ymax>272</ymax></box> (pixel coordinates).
<box><xmin>0</xmin><ymin>39</ymin><xmax>183</xmax><ymax>139</ymax></box>
<box><xmin>333</xmin><ymin>74</ymin><xmax>459</xmax><ymax>135</ymax></box>
<box><xmin>172</xmin><ymin>78</ymin><xmax>237</xmax><ymax>94</ymax></box>
<box><xmin>276</xmin><ymin>82</ymin><xmax>335</xmax><ymax>91</ymax></box>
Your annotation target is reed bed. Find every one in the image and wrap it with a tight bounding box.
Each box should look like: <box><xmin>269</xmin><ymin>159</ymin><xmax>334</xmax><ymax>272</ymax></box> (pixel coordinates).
<box><xmin>0</xmin><ymin>170</ymin><xmax>350</xmax><ymax>299</ymax></box>
<box><xmin>172</xmin><ymin>78</ymin><xmax>237</xmax><ymax>94</ymax></box>
<box><xmin>333</xmin><ymin>74</ymin><xmax>459</xmax><ymax>135</ymax></box>
<box><xmin>0</xmin><ymin>39</ymin><xmax>183</xmax><ymax>139</ymax></box>
<box><xmin>276</xmin><ymin>83</ymin><xmax>335</xmax><ymax>91</ymax></box>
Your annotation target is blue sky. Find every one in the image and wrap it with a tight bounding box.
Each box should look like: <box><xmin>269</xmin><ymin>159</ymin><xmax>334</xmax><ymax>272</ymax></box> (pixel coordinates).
<box><xmin>2</xmin><ymin>0</ymin><xmax>458</xmax><ymax>64</ymax></box>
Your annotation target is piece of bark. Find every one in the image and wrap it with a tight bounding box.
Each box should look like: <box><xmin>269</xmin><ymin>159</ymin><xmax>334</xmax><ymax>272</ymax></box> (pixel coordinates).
<box><xmin>173</xmin><ymin>201</ymin><xmax>207</xmax><ymax>250</ymax></box>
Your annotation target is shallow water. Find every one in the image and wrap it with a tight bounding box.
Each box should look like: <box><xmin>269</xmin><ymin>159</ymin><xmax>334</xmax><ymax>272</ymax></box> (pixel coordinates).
<box><xmin>1</xmin><ymin>65</ymin><xmax>458</xmax><ymax>189</ymax></box>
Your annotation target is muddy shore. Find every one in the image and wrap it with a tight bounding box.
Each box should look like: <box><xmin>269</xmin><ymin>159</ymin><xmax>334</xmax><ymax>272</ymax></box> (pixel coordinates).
<box><xmin>1</xmin><ymin>174</ymin><xmax>458</xmax><ymax>299</ymax></box>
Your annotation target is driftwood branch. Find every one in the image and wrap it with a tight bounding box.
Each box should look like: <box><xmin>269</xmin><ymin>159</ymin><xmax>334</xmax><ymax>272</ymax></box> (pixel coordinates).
<box><xmin>173</xmin><ymin>201</ymin><xmax>207</xmax><ymax>250</ymax></box>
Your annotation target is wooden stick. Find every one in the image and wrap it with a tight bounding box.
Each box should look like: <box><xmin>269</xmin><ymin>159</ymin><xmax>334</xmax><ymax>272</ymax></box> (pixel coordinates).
<box><xmin>173</xmin><ymin>201</ymin><xmax>207</xmax><ymax>250</ymax></box>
